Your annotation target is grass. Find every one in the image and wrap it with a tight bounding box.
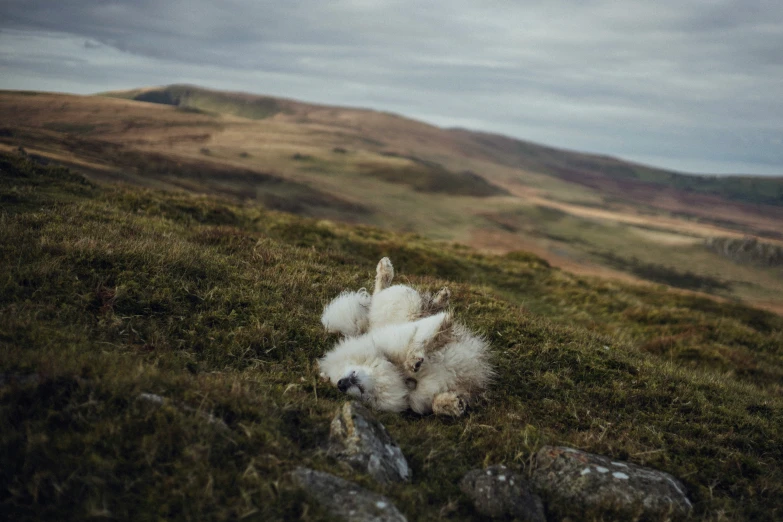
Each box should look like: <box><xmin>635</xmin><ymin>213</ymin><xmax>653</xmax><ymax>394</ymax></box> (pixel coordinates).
<box><xmin>359</xmin><ymin>158</ymin><xmax>509</xmax><ymax>197</ymax></box>
<box><xmin>707</xmin><ymin>236</ymin><xmax>783</xmax><ymax>268</ymax></box>
<box><xmin>104</xmin><ymin>85</ymin><xmax>282</xmax><ymax>120</ymax></box>
<box><xmin>592</xmin><ymin>251</ymin><xmax>732</xmax><ymax>294</ymax></box>
<box><xmin>481</xmin><ymin>204</ymin><xmax>783</xmax><ymax>307</ymax></box>
<box><xmin>42</xmin><ymin>123</ymin><xmax>97</xmax><ymax>135</ymax></box>
<box><xmin>1</xmin><ymin>152</ymin><xmax>782</xmax><ymax>521</ymax></box>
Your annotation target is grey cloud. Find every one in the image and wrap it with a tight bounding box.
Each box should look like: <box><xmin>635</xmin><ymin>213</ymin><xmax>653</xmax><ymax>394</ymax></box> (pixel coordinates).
<box><xmin>0</xmin><ymin>0</ymin><xmax>781</xmax><ymax>175</ymax></box>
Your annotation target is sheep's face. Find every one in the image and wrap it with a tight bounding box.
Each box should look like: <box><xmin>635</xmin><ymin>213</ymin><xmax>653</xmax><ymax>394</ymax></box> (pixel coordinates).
<box><xmin>336</xmin><ymin>366</ymin><xmax>374</xmax><ymax>399</ymax></box>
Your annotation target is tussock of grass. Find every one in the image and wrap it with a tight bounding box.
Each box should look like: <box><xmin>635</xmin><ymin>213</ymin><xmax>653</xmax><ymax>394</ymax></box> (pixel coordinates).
<box><xmin>1</xmin><ymin>152</ymin><xmax>782</xmax><ymax>521</ymax></box>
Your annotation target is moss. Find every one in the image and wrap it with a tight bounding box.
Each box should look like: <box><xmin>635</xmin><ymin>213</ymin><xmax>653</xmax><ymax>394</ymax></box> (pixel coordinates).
<box><xmin>1</xmin><ymin>152</ymin><xmax>782</xmax><ymax>521</ymax></box>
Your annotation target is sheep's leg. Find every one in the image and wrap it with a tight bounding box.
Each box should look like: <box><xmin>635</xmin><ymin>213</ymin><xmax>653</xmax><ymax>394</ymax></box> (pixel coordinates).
<box><xmin>374</xmin><ymin>257</ymin><xmax>394</xmax><ymax>295</ymax></box>
<box><xmin>404</xmin><ymin>313</ymin><xmax>454</xmax><ymax>375</ymax></box>
<box><xmin>432</xmin><ymin>392</ymin><xmax>467</xmax><ymax>417</ymax></box>
<box><xmin>430</xmin><ymin>286</ymin><xmax>451</xmax><ymax>312</ymax></box>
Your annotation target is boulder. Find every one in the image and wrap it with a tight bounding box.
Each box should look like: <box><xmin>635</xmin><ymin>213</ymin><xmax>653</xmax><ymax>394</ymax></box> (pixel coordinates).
<box><xmin>291</xmin><ymin>467</ymin><xmax>407</xmax><ymax>522</ymax></box>
<box><xmin>459</xmin><ymin>465</ymin><xmax>546</xmax><ymax>521</ymax></box>
<box><xmin>531</xmin><ymin>446</ymin><xmax>692</xmax><ymax>520</ymax></box>
<box><xmin>329</xmin><ymin>401</ymin><xmax>410</xmax><ymax>484</ymax></box>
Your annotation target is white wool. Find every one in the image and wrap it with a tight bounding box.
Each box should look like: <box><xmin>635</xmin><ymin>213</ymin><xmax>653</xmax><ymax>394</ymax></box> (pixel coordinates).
<box><xmin>369</xmin><ymin>312</ymin><xmax>448</xmax><ymax>359</ymax></box>
<box><xmin>320</xmin><ymin>289</ymin><xmax>371</xmax><ymax>337</ymax></box>
<box><xmin>407</xmin><ymin>324</ymin><xmax>494</xmax><ymax>414</ymax></box>
<box><xmin>321</xmin><ymin>282</ymin><xmax>425</xmax><ymax>338</ymax></box>
<box><xmin>318</xmin><ymin>257</ymin><xmax>493</xmax><ymax>415</ymax></box>
<box><xmin>320</xmin><ymin>312</ymin><xmax>493</xmax><ymax>414</ymax></box>
<box><xmin>369</xmin><ymin>285</ymin><xmax>423</xmax><ymax>330</ymax></box>
<box><xmin>317</xmin><ymin>335</ymin><xmax>409</xmax><ymax>412</ymax></box>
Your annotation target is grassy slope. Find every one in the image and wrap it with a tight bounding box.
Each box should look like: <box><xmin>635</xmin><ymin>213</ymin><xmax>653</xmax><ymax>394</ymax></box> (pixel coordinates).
<box><xmin>2</xmin><ymin>152</ymin><xmax>782</xmax><ymax>521</ymax></box>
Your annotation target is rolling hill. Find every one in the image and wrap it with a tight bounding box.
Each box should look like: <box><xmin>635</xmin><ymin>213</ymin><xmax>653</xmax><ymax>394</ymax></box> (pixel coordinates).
<box><xmin>1</xmin><ymin>85</ymin><xmax>782</xmax><ymax>313</ymax></box>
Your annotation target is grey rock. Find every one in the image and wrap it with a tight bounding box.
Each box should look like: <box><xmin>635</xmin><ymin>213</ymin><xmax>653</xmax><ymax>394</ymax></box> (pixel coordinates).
<box><xmin>531</xmin><ymin>446</ymin><xmax>692</xmax><ymax>520</ymax></box>
<box><xmin>291</xmin><ymin>467</ymin><xmax>407</xmax><ymax>522</ymax></box>
<box><xmin>460</xmin><ymin>465</ymin><xmax>546</xmax><ymax>521</ymax></box>
<box><xmin>329</xmin><ymin>401</ymin><xmax>410</xmax><ymax>484</ymax></box>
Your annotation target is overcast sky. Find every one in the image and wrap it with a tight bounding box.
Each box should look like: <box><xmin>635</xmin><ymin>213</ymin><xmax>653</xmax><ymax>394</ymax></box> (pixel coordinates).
<box><xmin>1</xmin><ymin>0</ymin><xmax>781</xmax><ymax>175</ymax></box>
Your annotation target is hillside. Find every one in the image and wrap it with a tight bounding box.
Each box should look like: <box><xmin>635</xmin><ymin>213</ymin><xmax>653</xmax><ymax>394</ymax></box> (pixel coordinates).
<box><xmin>1</xmin><ymin>87</ymin><xmax>782</xmax><ymax>314</ymax></box>
<box><xmin>2</xmin><ymin>152</ymin><xmax>782</xmax><ymax>520</ymax></box>
<box><xmin>448</xmin><ymin>128</ymin><xmax>783</xmax><ymax>208</ymax></box>
<box><xmin>107</xmin><ymin>85</ymin><xmax>783</xmax><ymax>207</ymax></box>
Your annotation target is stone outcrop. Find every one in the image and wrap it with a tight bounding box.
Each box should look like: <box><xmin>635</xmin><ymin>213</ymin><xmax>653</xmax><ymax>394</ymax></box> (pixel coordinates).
<box><xmin>459</xmin><ymin>465</ymin><xmax>546</xmax><ymax>521</ymax></box>
<box><xmin>328</xmin><ymin>401</ymin><xmax>410</xmax><ymax>484</ymax></box>
<box><xmin>291</xmin><ymin>467</ymin><xmax>407</xmax><ymax>522</ymax></box>
<box><xmin>531</xmin><ymin>446</ymin><xmax>692</xmax><ymax>520</ymax></box>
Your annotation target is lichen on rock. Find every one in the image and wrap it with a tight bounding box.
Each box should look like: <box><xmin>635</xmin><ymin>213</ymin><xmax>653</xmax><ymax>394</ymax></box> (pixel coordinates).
<box><xmin>531</xmin><ymin>446</ymin><xmax>692</xmax><ymax>520</ymax></box>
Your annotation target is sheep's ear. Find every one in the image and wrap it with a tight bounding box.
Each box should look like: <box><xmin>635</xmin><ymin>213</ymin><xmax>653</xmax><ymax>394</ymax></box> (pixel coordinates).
<box><xmin>405</xmin><ymin>325</ymin><xmax>419</xmax><ymax>348</ymax></box>
<box><xmin>411</xmin><ymin>312</ymin><xmax>454</xmax><ymax>351</ymax></box>
<box><xmin>428</xmin><ymin>312</ymin><xmax>454</xmax><ymax>351</ymax></box>
<box><xmin>431</xmin><ymin>286</ymin><xmax>451</xmax><ymax>311</ymax></box>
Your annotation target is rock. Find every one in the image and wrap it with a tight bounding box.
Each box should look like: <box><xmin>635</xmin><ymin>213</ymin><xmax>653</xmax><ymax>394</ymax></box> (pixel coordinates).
<box><xmin>329</xmin><ymin>401</ymin><xmax>410</xmax><ymax>484</ymax></box>
<box><xmin>291</xmin><ymin>467</ymin><xmax>407</xmax><ymax>522</ymax></box>
<box><xmin>531</xmin><ymin>446</ymin><xmax>692</xmax><ymax>520</ymax></box>
<box><xmin>459</xmin><ymin>465</ymin><xmax>546</xmax><ymax>521</ymax></box>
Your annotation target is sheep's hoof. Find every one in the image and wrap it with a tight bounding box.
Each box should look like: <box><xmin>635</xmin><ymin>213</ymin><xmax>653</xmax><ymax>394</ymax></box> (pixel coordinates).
<box><xmin>432</xmin><ymin>392</ymin><xmax>467</xmax><ymax>417</ymax></box>
<box><xmin>432</xmin><ymin>286</ymin><xmax>451</xmax><ymax>309</ymax></box>
<box><xmin>375</xmin><ymin>257</ymin><xmax>394</xmax><ymax>290</ymax></box>
<box><xmin>377</xmin><ymin>257</ymin><xmax>393</xmax><ymax>277</ymax></box>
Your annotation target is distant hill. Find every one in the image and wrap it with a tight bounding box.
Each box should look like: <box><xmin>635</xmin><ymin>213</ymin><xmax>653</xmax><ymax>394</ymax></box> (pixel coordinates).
<box><xmin>449</xmin><ymin>128</ymin><xmax>783</xmax><ymax>207</ymax></box>
<box><xmin>1</xmin><ymin>87</ymin><xmax>782</xmax><ymax>314</ymax></box>
<box><xmin>105</xmin><ymin>85</ymin><xmax>783</xmax><ymax>208</ymax></box>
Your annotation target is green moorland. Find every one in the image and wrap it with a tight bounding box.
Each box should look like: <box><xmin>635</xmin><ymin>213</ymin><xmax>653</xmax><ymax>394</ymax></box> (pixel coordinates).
<box><xmin>101</xmin><ymin>85</ymin><xmax>283</xmax><ymax>120</ymax></box>
<box><xmin>1</xmin><ymin>152</ymin><xmax>782</xmax><ymax>521</ymax></box>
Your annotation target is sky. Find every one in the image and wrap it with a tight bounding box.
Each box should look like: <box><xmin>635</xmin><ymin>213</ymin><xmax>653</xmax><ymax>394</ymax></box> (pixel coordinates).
<box><xmin>1</xmin><ymin>0</ymin><xmax>782</xmax><ymax>176</ymax></box>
